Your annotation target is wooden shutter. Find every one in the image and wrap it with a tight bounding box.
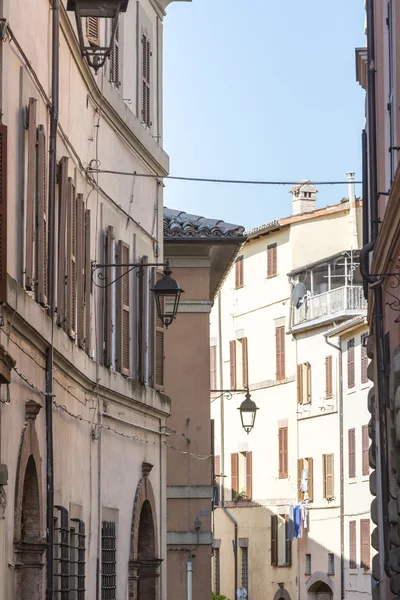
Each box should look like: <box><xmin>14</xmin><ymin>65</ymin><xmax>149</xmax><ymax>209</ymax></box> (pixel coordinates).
<box><xmin>36</xmin><ymin>125</ymin><xmax>48</xmax><ymax>306</ymax></box>
<box><xmin>297</xmin><ymin>364</ymin><xmax>303</xmax><ymax>404</ymax></box>
<box><xmin>308</xmin><ymin>457</ymin><xmax>314</xmax><ymax>502</ymax></box>
<box><xmin>360</xmin><ymin>519</ymin><xmax>370</xmax><ymax>569</ymax></box>
<box><xmin>285</xmin><ymin>515</ymin><xmax>292</xmax><ymax>566</ymax></box>
<box><xmin>214</xmin><ymin>455</ymin><xmax>220</xmax><ymax>478</ymax></box>
<box><xmin>230</xmin><ymin>340</ymin><xmax>237</xmax><ymax>389</ymax></box>
<box><xmin>348</xmin><ymin>338</ymin><xmax>355</xmax><ymax>388</ymax></box>
<box><xmin>117</xmin><ymin>240</ymin><xmax>130</xmax><ymax>376</ymax></box>
<box><xmin>305</xmin><ymin>361</ymin><xmax>311</xmax><ymax>402</ymax></box>
<box><xmin>276</xmin><ymin>326</ymin><xmax>285</xmax><ymax>380</ymax></box>
<box><xmin>231</xmin><ymin>453</ymin><xmax>239</xmax><ymax>500</ymax></box>
<box><xmin>110</xmin><ymin>19</ymin><xmax>120</xmax><ymax>88</ymax></box>
<box><xmin>271</xmin><ymin>515</ymin><xmax>278</xmax><ymax>566</ymax></box>
<box><xmin>326</xmin><ymin>355</ymin><xmax>333</xmax><ymax>398</ymax></box>
<box><xmin>84</xmin><ymin>209</ymin><xmax>91</xmax><ymax>354</ymax></box>
<box><xmin>76</xmin><ymin>194</ymin><xmax>85</xmax><ymax>348</ymax></box>
<box><xmin>361</xmin><ymin>334</ymin><xmax>368</xmax><ymax>384</ymax></box>
<box><xmin>66</xmin><ymin>178</ymin><xmax>76</xmax><ymax>339</ymax></box>
<box><xmin>0</xmin><ymin>124</ymin><xmax>7</xmax><ymax>303</ymax></box>
<box><xmin>324</xmin><ymin>454</ymin><xmax>334</xmax><ymax>499</ymax></box>
<box><xmin>362</xmin><ymin>424</ymin><xmax>369</xmax><ymax>476</ymax></box>
<box><xmin>235</xmin><ymin>255</ymin><xmax>244</xmax><ymax>289</ymax></box>
<box><xmin>349</xmin><ymin>429</ymin><xmax>356</xmax><ymax>478</ymax></box>
<box><xmin>57</xmin><ymin>157</ymin><xmax>68</xmax><ymax>328</ymax></box>
<box><xmin>141</xmin><ymin>33</ymin><xmax>151</xmax><ymax>127</ymax></box>
<box><xmin>279</xmin><ymin>427</ymin><xmax>288</xmax><ymax>478</ymax></box>
<box><xmin>246</xmin><ymin>451</ymin><xmax>252</xmax><ymax>500</ymax></box>
<box><xmin>86</xmin><ymin>16</ymin><xmax>100</xmax><ymax>45</ymax></box>
<box><xmin>349</xmin><ymin>520</ymin><xmax>357</xmax><ymax>569</ymax></box>
<box><xmin>25</xmin><ymin>97</ymin><xmax>36</xmax><ymax>291</ymax></box>
<box><xmin>297</xmin><ymin>458</ymin><xmax>304</xmax><ymax>501</ymax></box>
<box><xmin>210</xmin><ymin>346</ymin><xmax>217</xmax><ymax>392</ymax></box>
<box><xmin>138</xmin><ymin>259</ymin><xmax>146</xmax><ymax>383</ymax></box>
<box><xmin>267</xmin><ymin>243</ymin><xmax>277</xmax><ymax>277</ymax></box>
<box><xmin>155</xmin><ymin>270</ymin><xmax>165</xmax><ymax>388</ymax></box>
<box><xmin>242</xmin><ymin>337</ymin><xmax>248</xmax><ymax>388</ymax></box>
<box><xmin>104</xmin><ymin>226</ymin><xmax>114</xmax><ymax>367</ymax></box>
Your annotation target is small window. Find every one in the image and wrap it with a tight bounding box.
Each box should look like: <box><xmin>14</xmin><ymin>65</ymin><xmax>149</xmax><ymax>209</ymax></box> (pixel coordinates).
<box><xmin>271</xmin><ymin>514</ymin><xmax>291</xmax><ymax>567</ymax></box>
<box><xmin>241</xmin><ymin>547</ymin><xmax>248</xmax><ymax>591</ymax></box>
<box><xmin>235</xmin><ymin>255</ymin><xmax>244</xmax><ymax>289</ymax></box>
<box><xmin>305</xmin><ymin>553</ymin><xmax>311</xmax><ymax>575</ymax></box>
<box><xmin>328</xmin><ymin>553</ymin><xmax>335</xmax><ymax>575</ymax></box>
<box><xmin>267</xmin><ymin>243</ymin><xmax>277</xmax><ymax>278</ymax></box>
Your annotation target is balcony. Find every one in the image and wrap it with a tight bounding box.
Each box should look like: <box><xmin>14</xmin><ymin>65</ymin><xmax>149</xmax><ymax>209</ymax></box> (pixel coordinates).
<box><xmin>293</xmin><ymin>285</ymin><xmax>367</xmax><ymax>327</ymax></box>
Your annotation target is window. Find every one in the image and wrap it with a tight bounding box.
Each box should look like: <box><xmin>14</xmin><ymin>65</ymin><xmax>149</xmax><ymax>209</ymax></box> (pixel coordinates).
<box><xmin>141</xmin><ymin>32</ymin><xmax>151</xmax><ymax>127</ymax></box>
<box><xmin>25</xmin><ymin>97</ymin><xmax>36</xmax><ymax>292</ymax></box>
<box><xmin>231</xmin><ymin>452</ymin><xmax>252</xmax><ymax>500</ymax></box>
<box><xmin>361</xmin><ymin>333</ymin><xmax>368</xmax><ymax>384</ymax></box>
<box><xmin>297</xmin><ymin>457</ymin><xmax>313</xmax><ymax>502</ymax></box>
<box><xmin>305</xmin><ymin>554</ymin><xmax>311</xmax><ymax>575</ymax></box>
<box><xmin>276</xmin><ymin>326</ymin><xmax>285</xmax><ymax>380</ymax></box>
<box><xmin>241</xmin><ymin>547</ymin><xmax>248</xmax><ymax>591</ymax></box>
<box><xmin>349</xmin><ymin>520</ymin><xmax>357</xmax><ymax>569</ymax></box>
<box><xmin>210</xmin><ymin>346</ymin><xmax>217</xmax><ymax>393</ymax></box>
<box><xmin>323</xmin><ymin>454</ymin><xmax>334</xmax><ymax>499</ymax></box>
<box><xmin>271</xmin><ymin>515</ymin><xmax>291</xmax><ymax>567</ymax></box>
<box><xmin>279</xmin><ymin>427</ymin><xmax>288</xmax><ymax>478</ymax></box>
<box><xmin>54</xmin><ymin>507</ymin><xmax>86</xmax><ymax>600</ymax></box>
<box><xmin>328</xmin><ymin>553</ymin><xmax>335</xmax><ymax>575</ymax></box>
<box><xmin>231</xmin><ymin>453</ymin><xmax>239</xmax><ymax>500</ymax></box>
<box><xmin>235</xmin><ymin>255</ymin><xmax>244</xmax><ymax>289</ymax></box>
<box><xmin>116</xmin><ymin>241</ymin><xmax>131</xmax><ymax>376</ymax></box>
<box><xmin>102</xmin><ymin>521</ymin><xmax>117</xmax><ymax>599</ymax></box>
<box><xmin>325</xmin><ymin>355</ymin><xmax>333</xmax><ymax>398</ymax></box>
<box><xmin>360</xmin><ymin>519</ymin><xmax>370</xmax><ymax>569</ymax></box>
<box><xmin>362</xmin><ymin>425</ymin><xmax>369</xmax><ymax>476</ymax></box>
<box><xmin>297</xmin><ymin>362</ymin><xmax>311</xmax><ymax>404</ymax></box>
<box><xmin>70</xmin><ymin>519</ymin><xmax>86</xmax><ymax>600</ymax></box>
<box><xmin>267</xmin><ymin>243</ymin><xmax>277</xmax><ymax>277</ymax></box>
<box><xmin>110</xmin><ymin>19</ymin><xmax>120</xmax><ymax>88</ymax></box>
<box><xmin>214</xmin><ymin>547</ymin><xmax>220</xmax><ymax>594</ymax></box>
<box><xmin>348</xmin><ymin>338</ymin><xmax>355</xmax><ymax>388</ymax></box>
<box><xmin>241</xmin><ymin>337</ymin><xmax>248</xmax><ymax>388</ymax></box>
<box><xmin>348</xmin><ymin>429</ymin><xmax>356</xmax><ymax>478</ymax></box>
<box><xmin>229</xmin><ymin>338</ymin><xmax>248</xmax><ymax>389</ymax></box>
<box><xmin>230</xmin><ymin>340</ymin><xmax>237</xmax><ymax>389</ymax></box>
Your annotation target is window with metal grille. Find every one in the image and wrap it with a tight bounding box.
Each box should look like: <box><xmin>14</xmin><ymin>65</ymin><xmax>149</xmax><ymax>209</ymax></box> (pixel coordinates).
<box><xmin>328</xmin><ymin>553</ymin><xmax>335</xmax><ymax>575</ymax></box>
<box><xmin>102</xmin><ymin>520</ymin><xmax>117</xmax><ymax>599</ymax></box>
<box><xmin>70</xmin><ymin>519</ymin><xmax>86</xmax><ymax>600</ymax></box>
<box><xmin>214</xmin><ymin>547</ymin><xmax>220</xmax><ymax>595</ymax></box>
<box><xmin>54</xmin><ymin>506</ymin><xmax>70</xmax><ymax>598</ymax></box>
<box><xmin>241</xmin><ymin>547</ymin><xmax>248</xmax><ymax>592</ymax></box>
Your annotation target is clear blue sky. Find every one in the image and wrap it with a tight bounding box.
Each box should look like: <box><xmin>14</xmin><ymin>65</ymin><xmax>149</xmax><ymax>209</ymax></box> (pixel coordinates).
<box><xmin>163</xmin><ymin>0</ymin><xmax>366</xmax><ymax>230</ymax></box>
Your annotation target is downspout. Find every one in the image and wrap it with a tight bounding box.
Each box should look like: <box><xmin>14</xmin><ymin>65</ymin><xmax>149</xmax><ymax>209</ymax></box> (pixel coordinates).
<box><xmin>324</xmin><ymin>333</ymin><xmax>344</xmax><ymax>600</ymax></box>
<box><xmin>45</xmin><ymin>1</ymin><xmax>59</xmax><ymax>598</ymax></box>
<box><xmin>187</xmin><ymin>557</ymin><xmax>193</xmax><ymax>600</ymax></box>
<box><xmin>347</xmin><ymin>172</ymin><xmax>358</xmax><ymax>250</ymax></box>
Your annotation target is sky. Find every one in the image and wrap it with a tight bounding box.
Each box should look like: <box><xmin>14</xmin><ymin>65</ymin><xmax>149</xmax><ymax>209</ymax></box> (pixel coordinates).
<box><xmin>162</xmin><ymin>0</ymin><xmax>366</xmax><ymax>231</ymax></box>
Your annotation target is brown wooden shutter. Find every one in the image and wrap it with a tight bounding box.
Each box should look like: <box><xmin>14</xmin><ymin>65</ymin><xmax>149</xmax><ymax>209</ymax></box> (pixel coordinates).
<box><xmin>326</xmin><ymin>355</ymin><xmax>333</xmax><ymax>398</ymax></box>
<box><xmin>361</xmin><ymin>334</ymin><xmax>368</xmax><ymax>384</ymax></box>
<box><xmin>348</xmin><ymin>338</ymin><xmax>355</xmax><ymax>388</ymax></box>
<box><xmin>36</xmin><ymin>125</ymin><xmax>48</xmax><ymax>306</ymax></box>
<box><xmin>297</xmin><ymin>364</ymin><xmax>303</xmax><ymax>404</ymax></box>
<box><xmin>76</xmin><ymin>194</ymin><xmax>85</xmax><ymax>348</ymax></box>
<box><xmin>25</xmin><ymin>97</ymin><xmax>36</xmax><ymax>291</ymax></box>
<box><xmin>155</xmin><ymin>270</ymin><xmax>165</xmax><ymax>388</ymax></box>
<box><xmin>104</xmin><ymin>226</ymin><xmax>114</xmax><ymax>367</ymax></box>
<box><xmin>246</xmin><ymin>451</ymin><xmax>252</xmax><ymax>500</ymax></box>
<box><xmin>230</xmin><ymin>340</ymin><xmax>237</xmax><ymax>389</ymax></box>
<box><xmin>66</xmin><ymin>178</ymin><xmax>77</xmax><ymax>339</ymax></box>
<box><xmin>349</xmin><ymin>428</ymin><xmax>356</xmax><ymax>478</ymax></box>
<box><xmin>305</xmin><ymin>361</ymin><xmax>311</xmax><ymax>402</ymax></box>
<box><xmin>57</xmin><ymin>157</ymin><xmax>68</xmax><ymax>328</ymax></box>
<box><xmin>297</xmin><ymin>458</ymin><xmax>304</xmax><ymax>500</ymax></box>
<box><xmin>110</xmin><ymin>19</ymin><xmax>120</xmax><ymax>88</ymax></box>
<box><xmin>116</xmin><ymin>240</ymin><xmax>130</xmax><ymax>376</ymax></box>
<box><xmin>285</xmin><ymin>515</ymin><xmax>292</xmax><ymax>566</ymax></box>
<box><xmin>360</xmin><ymin>519</ymin><xmax>370</xmax><ymax>569</ymax></box>
<box><xmin>276</xmin><ymin>326</ymin><xmax>285</xmax><ymax>380</ymax></box>
<box><xmin>235</xmin><ymin>255</ymin><xmax>244</xmax><ymax>289</ymax></box>
<box><xmin>214</xmin><ymin>455</ymin><xmax>220</xmax><ymax>478</ymax></box>
<box><xmin>349</xmin><ymin>520</ymin><xmax>357</xmax><ymax>569</ymax></box>
<box><xmin>210</xmin><ymin>346</ymin><xmax>217</xmax><ymax>392</ymax></box>
<box><xmin>308</xmin><ymin>457</ymin><xmax>314</xmax><ymax>502</ymax></box>
<box><xmin>138</xmin><ymin>258</ymin><xmax>146</xmax><ymax>382</ymax></box>
<box><xmin>362</xmin><ymin>424</ymin><xmax>369</xmax><ymax>476</ymax></box>
<box><xmin>231</xmin><ymin>453</ymin><xmax>239</xmax><ymax>500</ymax></box>
<box><xmin>84</xmin><ymin>209</ymin><xmax>91</xmax><ymax>354</ymax></box>
<box><xmin>279</xmin><ymin>427</ymin><xmax>288</xmax><ymax>478</ymax></box>
<box><xmin>86</xmin><ymin>16</ymin><xmax>100</xmax><ymax>45</ymax></box>
<box><xmin>141</xmin><ymin>33</ymin><xmax>151</xmax><ymax>127</ymax></box>
<box><xmin>0</xmin><ymin>124</ymin><xmax>7</xmax><ymax>303</ymax></box>
<box><xmin>242</xmin><ymin>337</ymin><xmax>248</xmax><ymax>388</ymax></box>
<box><xmin>324</xmin><ymin>454</ymin><xmax>334</xmax><ymax>499</ymax></box>
<box><xmin>267</xmin><ymin>243</ymin><xmax>277</xmax><ymax>277</ymax></box>
<box><xmin>271</xmin><ymin>515</ymin><xmax>278</xmax><ymax>566</ymax></box>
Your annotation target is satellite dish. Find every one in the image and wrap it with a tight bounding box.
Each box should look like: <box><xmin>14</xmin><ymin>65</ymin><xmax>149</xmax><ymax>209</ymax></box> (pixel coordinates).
<box><xmin>237</xmin><ymin>588</ymin><xmax>248</xmax><ymax>599</ymax></box>
<box><xmin>292</xmin><ymin>282</ymin><xmax>307</xmax><ymax>309</ymax></box>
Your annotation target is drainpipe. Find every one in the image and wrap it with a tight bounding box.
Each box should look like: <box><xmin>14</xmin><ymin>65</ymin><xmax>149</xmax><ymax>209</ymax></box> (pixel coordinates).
<box><xmin>222</xmin><ymin>506</ymin><xmax>238</xmax><ymax>597</ymax></box>
<box><xmin>187</xmin><ymin>558</ymin><xmax>193</xmax><ymax>600</ymax></box>
<box><xmin>347</xmin><ymin>172</ymin><xmax>358</xmax><ymax>250</ymax></box>
<box><xmin>45</xmin><ymin>1</ymin><xmax>59</xmax><ymax>598</ymax></box>
<box><xmin>324</xmin><ymin>333</ymin><xmax>344</xmax><ymax>600</ymax></box>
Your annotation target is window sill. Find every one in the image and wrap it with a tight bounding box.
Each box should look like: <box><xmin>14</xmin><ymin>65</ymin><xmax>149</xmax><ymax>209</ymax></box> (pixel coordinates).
<box><xmin>266</xmin><ymin>274</ymin><xmax>277</xmax><ymax>279</ymax></box>
<box><xmin>348</xmin><ymin>478</ymin><xmax>357</xmax><ymax>485</ymax></box>
<box><xmin>347</xmin><ymin>388</ymin><xmax>356</xmax><ymax>394</ymax></box>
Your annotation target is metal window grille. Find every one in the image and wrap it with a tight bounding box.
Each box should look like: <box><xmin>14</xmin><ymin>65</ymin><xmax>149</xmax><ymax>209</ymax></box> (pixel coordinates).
<box><xmin>214</xmin><ymin>548</ymin><xmax>220</xmax><ymax>595</ymax></box>
<box><xmin>54</xmin><ymin>506</ymin><xmax>70</xmax><ymax>600</ymax></box>
<box><xmin>241</xmin><ymin>547</ymin><xmax>248</xmax><ymax>592</ymax></box>
<box><xmin>328</xmin><ymin>553</ymin><xmax>335</xmax><ymax>575</ymax></box>
<box><xmin>102</xmin><ymin>520</ymin><xmax>117</xmax><ymax>599</ymax></box>
<box><xmin>70</xmin><ymin>518</ymin><xmax>86</xmax><ymax>600</ymax></box>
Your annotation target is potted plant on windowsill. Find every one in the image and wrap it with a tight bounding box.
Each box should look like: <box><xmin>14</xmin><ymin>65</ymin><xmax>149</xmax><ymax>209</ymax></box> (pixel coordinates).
<box><xmin>236</xmin><ymin>489</ymin><xmax>250</xmax><ymax>502</ymax></box>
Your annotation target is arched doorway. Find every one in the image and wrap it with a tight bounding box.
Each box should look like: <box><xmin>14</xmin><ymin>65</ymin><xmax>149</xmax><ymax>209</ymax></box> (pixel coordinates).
<box><xmin>273</xmin><ymin>587</ymin><xmax>292</xmax><ymax>600</ymax></box>
<box><xmin>137</xmin><ymin>500</ymin><xmax>157</xmax><ymax>600</ymax></box>
<box><xmin>306</xmin><ymin>572</ymin><xmax>334</xmax><ymax>600</ymax></box>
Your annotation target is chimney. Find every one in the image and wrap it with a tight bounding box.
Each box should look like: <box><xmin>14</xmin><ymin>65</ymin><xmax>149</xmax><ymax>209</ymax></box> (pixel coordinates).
<box><xmin>290</xmin><ymin>180</ymin><xmax>318</xmax><ymax>216</ymax></box>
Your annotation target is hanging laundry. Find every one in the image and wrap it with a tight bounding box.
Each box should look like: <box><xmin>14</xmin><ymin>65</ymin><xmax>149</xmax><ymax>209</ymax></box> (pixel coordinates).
<box><xmin>294</xmin><ymin>505</ymin><xmax>301</xmax><ymax>538</ymax></box>
<box><xmin>288</xmin><ymin>505</ymin><xmax>295</xmax><ymax>541</ymax></box>
<box><xmin>301</xmin><ymin>505</ymin><xmax>308</xmax><ymax>529</ymax></box>
<box><xmin>300</xmin><ymin>467</ymin><xmax>308</xmax><ymax>493</ymax></box>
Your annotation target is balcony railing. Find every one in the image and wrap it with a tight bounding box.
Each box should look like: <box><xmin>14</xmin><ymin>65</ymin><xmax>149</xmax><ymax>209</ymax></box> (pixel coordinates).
<box><xmin>293</xmin><ymin>285</ymin><xmax>367</xmax><ymax>326</ymax></box>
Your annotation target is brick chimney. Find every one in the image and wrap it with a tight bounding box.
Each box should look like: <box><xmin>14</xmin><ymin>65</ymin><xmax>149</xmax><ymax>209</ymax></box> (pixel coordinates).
<box><xmin>290</xmin><ymin>180</ymin><xmax>318</xmax><ymax>215</ymax></box>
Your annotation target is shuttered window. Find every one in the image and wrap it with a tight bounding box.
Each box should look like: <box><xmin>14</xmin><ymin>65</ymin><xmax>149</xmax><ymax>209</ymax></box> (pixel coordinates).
<box><xmin>323</xmin><ymin>454</ymin><xmax>334</xmax><ymax>499</ymax></box>
<box><xmin>326</xmin><ymin>355</ymin><xmax>333</xmax><ymax>398</ymax></box>
<box><xmin>297</xmin><ymin>457</ymin><xmax>313</xmax><ymax>502</ymax></box>
<box><xmin>297</xmin><ymin>458</ymin><xmax>304</xmax><ymax>501</ymax></box>
<box><xmin>362</xmin><ymin>425</ymin><xmax>369</xmax><ymax>476</ymax></box>
<box><xmin>84</xmin><ymin>210</ymin><xmax>91</xmax><ymax>355</ymax></box>
<box><xmin>230</xmin><ymin>340</ymin><xmax>237</xmax><ymax>389</ymax></box>
<box><xmin>241</xmin><ymin>337</ymin><xmax>248</xmax><ymax>388</ymax></box>
<box><xmin>348</xmin><ymin>429</ymin><xmax>356</xmax><ymax>478</ymax></box>
<box><xmin>214</xmin><ymin>455</ymin><xmax>220</xmax><ymax>479</ymax></box>
<box><xmin>214</xmin><ymin>455</ymin><xmax>221</xmax><ymax>507</ymax></box>
<box><xmin>138</xmin><ymin>258</ymin><xmax>147</xmax><ymax>383</ymax></box>
<box><xmin>267</xmin><ymin>243</ymin><xmax>277</xmax><ymax>277</ymax></box>
<box><xmin>348</xmin><ymin>338</ymin><xmax>355</xmax><ymax>388</ymax></box>
<box><xmin>66</xmin><ymin>178</ymin><xmax>77</xmax><ymax>340</ymax></box>
<box><xmin>271</xmin><ymin>515</ymin><xmax>278</xmax><ymax>566</ymax></box>
<box><xmin>297</xmin><ymin>364</ymin><xmax>303</xmax><ymax>404</ymax></box>
<box><xmin>304</xmin><ymin>361</ymin><xmax>311</xmax><ymax>403</ymax></box>
<box><xmin>0</xmin><ymin>124</ymin><xmax>7</xmax><ymax>303</ymax></box>
<box><xmin>86</xmin><ymin>16</ymin><xmax>100</xmax><ymax>45</ymax></box>
<box><xmin>104</xmin><ymin>226</ymin><xmax>114</xmax><ymax>367</ymax></box>
<box><xmin>210</xmin><ymin>346</ymin><xmax>217</xmax><ymax>393</ymax></box>
<box><xmin>110</xmin><ymin>18</ymin><xmax>120</xmax><ymax>88</ymax></box>
<box><xmin>235</xmin><ymin>255</ymin><xmax>244</xmax><ymax>289</ymax></box>
<box><xmin>308</xmin><ymin>457</ymin><xmax>314</xmax><ymax>502</ymax></box>
<box><xmin>155</xmin><ymin>271</ymin><xmax>165</xmax><ymax>388</ymax></box>
<box><xmin>246</xmin><ymin>451</ymin><xmax>252</xmax><ymax>500</ymax></box>
<box><xmin>25</xmin><ymin>97</ymin><xmax>36</xmax><ymax>291</ymax></box>
<box><xmin>279</xmin><ymin>427</ymin><xmax>288</xmax><ymax>478</ymax></box>
<box><xmin>231</xmin><ymin>453</ymin><xmax>239</xmax><ymax>500</ymax></box>
<box><xmin>349</xmin><ymin>520</ymin><xmax>357</xmax><ymax>569</ymax></box>
<box><xmin>76</xmin><ymin>194</ymin><xmax>85</xmax><ymax>348</ymax></box>
<box><xmin>57</xmin><ymin>157</ymin><xmax>68</xmax><ymax>329</ymax></box>
<box><xmin>360</xmin><ymin>519</ymin><xmax>370</xmax><ymax>569</ymax></box>
<box><xmin>36</xmin><ymin>125</ymin><xmax>48</xmax><ymax>306</ymax></box>
<box><xmin>361</xmin><ymin>333</ymin><xmax>368</xmax><ymax>384</ymax></box>
<box><xmin>276</xmin><ymin>326</ymin><xmax>285</xmax><ymax>380</ymax></box>
<box><xmin>117</xmin><ymin>241</ymin><xmax>130</xmax><ymax>376</ymax></box>
<box><xmin>141</xmin><ymin>33</ymin><xmax>151</xmax><ymax>127</ymax></box>
<box><xmin>285</xmin><ymin>515</ymin><xmax>292</xmax><ymax>567</ymax></box>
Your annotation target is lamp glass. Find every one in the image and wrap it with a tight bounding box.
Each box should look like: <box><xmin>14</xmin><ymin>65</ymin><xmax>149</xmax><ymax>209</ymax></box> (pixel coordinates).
<box><xmin>238</xmin><ymin>392</ymin><xmax>259</xmax><ymax>434</ymax></box>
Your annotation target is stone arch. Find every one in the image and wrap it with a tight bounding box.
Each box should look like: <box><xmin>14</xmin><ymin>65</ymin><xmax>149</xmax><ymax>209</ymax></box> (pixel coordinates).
<box><xmin>128</xmin><ymin>462</ymin><xmax>160</xmax><ymax>600</ymax></box>
<box><xmin>273</xmin><ymin>587</ymin><xmax>292</xmax><ymax>600</ymax></box>
<box><xmin>306</xmin><ymin>572</ymin><xmax>334</xmax><ymax>594</ymax></box>
<box><xmin>13</xmin><ymin>400</ymin><xmax>46</xmax><ymax>600</ymax></box>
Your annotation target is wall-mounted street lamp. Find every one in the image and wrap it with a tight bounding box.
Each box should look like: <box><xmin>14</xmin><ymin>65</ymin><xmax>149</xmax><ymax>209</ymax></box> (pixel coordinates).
<box><xmin>92</xmin><ymin>261</ymin><xmax>183</xmax><ymax>328</ymax></box>
<box><xmin>66</xmin><ymin>0</ymin><xmax>130</xmax><ymax>72</ymax></box>
<box><xmin>211</xmin><ymin>388</ymin><xmax>259</xmax><ymax>434</ymax></box>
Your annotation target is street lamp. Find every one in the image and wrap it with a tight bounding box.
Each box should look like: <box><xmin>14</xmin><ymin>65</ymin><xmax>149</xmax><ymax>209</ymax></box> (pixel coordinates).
<box><xmin>238</xmin><ymin>390</ymin><xmax>259</xmax><ymax>435</ymax></box>
<box><xmin>66</xmin><ymin>0</ymin><xmax>130</xmax><ymax>72</ymax></box>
